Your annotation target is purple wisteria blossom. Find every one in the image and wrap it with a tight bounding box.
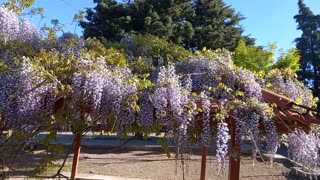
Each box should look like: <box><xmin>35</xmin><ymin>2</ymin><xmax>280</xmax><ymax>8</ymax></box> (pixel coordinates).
<box><xmin>0</xmin><ymin>7</ymin><xmax>39</xmax><ymax>44</ymax></box>
<box><xmin>0</xmin><ymin>6</ymin><xmax>19</xmax><ymax>42</ymax></box>
<box><xmin>152</xmin><ymin>64</ymin><xmax>194</xmax><ymax>153</ymax></box>
<box><xmin>288</xmin><ymin>129</ymin><xmax>320</xmax><ymax>171</ymax></box>
<box><xmin>216</xmin><ymin>122</ymin><xmax>229</xmax><ymax>175</ymax></box>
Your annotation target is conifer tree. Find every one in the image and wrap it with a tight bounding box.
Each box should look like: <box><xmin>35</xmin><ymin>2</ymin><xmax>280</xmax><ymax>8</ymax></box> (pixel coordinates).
<box><xmin>294</xmin><ymin>0</ymin><xmax>320</xmax><ymax>97</ymax></box>
<box><xmin>80</xmin><ymin>0</ymin><xmax>132</xmax><ymax>42</ymax></box>
<box><xmin>189</xmin><ymin>0</ymin><xmax>253</xmax><ymax>50</ymax></box>
<box><xmin>80</xmin><ymin>0</ymin><xmax>254</xmax><ymax>50</ymax></box>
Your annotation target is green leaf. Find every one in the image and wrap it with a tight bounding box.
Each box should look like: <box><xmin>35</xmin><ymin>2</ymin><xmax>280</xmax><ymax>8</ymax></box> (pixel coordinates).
<box><xmin>158</xmin><ymin>138</ymin><xmax>171</xmax><ymax>158</ymax></box>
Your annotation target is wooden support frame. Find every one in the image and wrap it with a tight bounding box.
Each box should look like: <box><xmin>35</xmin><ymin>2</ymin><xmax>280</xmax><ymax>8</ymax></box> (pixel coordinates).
<box><xmin>200</xmin><ymin>146</ymin><xmax>207</xmax><ymax>180</ymax></box>
<box><xmin>200</xmin><ymin>117</ymin><xmax>241</xmax><ymax>180</ymax></box>
<box><xmin>67</xmin><ymin>88</ymin><xmax>320</xmax><ymax>180</ymax></box>
<box><xmin>71</xmin><ymin>133</ymin><xmax>82</xmax><ymax>179</ymax></box>
<box><xmin>228</xmin><ymin>119</ymin><xmax>240</xmax><ymax>180</ymax></box>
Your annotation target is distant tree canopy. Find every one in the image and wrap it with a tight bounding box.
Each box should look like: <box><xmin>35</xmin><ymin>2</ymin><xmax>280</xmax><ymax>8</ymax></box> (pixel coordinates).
<box><xmin>232</xmin><ymin>40</ymin><xmax>300</xmax><ymax>73</ymax></box>
<box><xmin>294</xmin><ymin>0</ymin><xmax>320</xmax><ymax>97</ymax></box>
<box><xmin>80</xmin><ymin>0</ymin><xmax>254</xmax><ymax>51</ymax></box>
<box><xmin>232</xmin><ymin>40</ymin><xmax>275</xmax><ymax>72</ymax></box>
<box><xmin>2</xmin><ymin>0</ymin><xmax>35</xmax><ymax>15</ymax></box>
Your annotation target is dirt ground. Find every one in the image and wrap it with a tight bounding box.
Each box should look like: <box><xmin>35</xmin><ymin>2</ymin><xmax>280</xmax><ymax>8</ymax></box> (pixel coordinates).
<box><xmin>64</xmin><ymin>146</ymin><xmax>290</xmax><ymax>180</ymax></box>
<box><xmin>3</xmin><ymin>145</ymin><xmax>294</xmax><ymax>180</ymax></box>
<box><xmin>23</xmin><ymin>147</ymin><xmax>290</xmax><ymax>180</ymax></box>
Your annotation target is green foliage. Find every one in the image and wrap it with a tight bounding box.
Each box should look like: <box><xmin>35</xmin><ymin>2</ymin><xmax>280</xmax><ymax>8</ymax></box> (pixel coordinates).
<box><xmin>0</xmin><ymin>60</ymin><xmax>9</xmax><ymax>72</ymax></box>
<box><xmin>232</xmin><ymin>40</ymin><xmax>301</xmax><ymax>74</ymax></box>
<box><xmin>40</xmin><ymin>20</ymin><xmax>65</xmax><ymax>40</ymax></box>
<box><xmin>158</xmin><ymin>137</ymin><xmax>171</xmax><ymax>158</ymax></box>
<box><xmin>34</xmin><ymin>131</ymin><xmax>65</xmax><ymax>174</ymax></box>
<box><xmin>189</xmin><ymin>0</ymin><xmax>254</xmax><ymax>50</ymax></box>
<box><xmin>232</xmin><ymin>40</ymin><xmax>274</xmax><ymax>72</ymax></box>
<box><xmin>127</xmin><ymin>34</ymin><xmax>192</xmax><ymax>66</ymax></box>
<box><xmin>32</xmin><ymin>49</ymin><xmax>77</xmax><ymax>86</ymax></box>
<box><xmin>84</xmin><ymin>37</ymin><xmax>128</xmax><ymax>66</ymax></box>
<box><xmin>80</xmin><ymin>0</ymin><xmax>132</xmax><ymax>41</ymax></box>
<box><xmin>129</xmin><ymin>56</ymin><xmax>155</xmax><ymax>74</ymax></box>
<box><xmin>272</xmin><ymin>48</ymin><xmax>300</xmax><ymax>73</ymax></box>
<box><xmin>294</xmin><ymin>0</ymin><xmax>320</xmax><ymax>98</ymax></box>
<box><xmin>80</xmin><ymin>0</ymin><xmax>253</xmax><ymax>51</ymax></box>
<box><xmin>2</xmin><ymin>0</ymin><xmax>35</xmax><ymax>15</ymax></box>
<box><xmin>134</xmin><ymin>73</ymin><xmax>155</xmax><ymax>91</ymax></box>
<box><xmin>0</xmin><ymin>39</ymin><xmax>39</xmax><ymax>69</ymax></box>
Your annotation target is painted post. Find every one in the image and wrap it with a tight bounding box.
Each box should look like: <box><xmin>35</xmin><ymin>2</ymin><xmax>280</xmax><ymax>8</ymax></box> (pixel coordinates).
<box><xmin>71</xmin><ymin>133</ymin><xmax>82</xmax><ymax>179</ymax></box>
<box><xmin>200</xmin><ymin>146</ymin><xmax>207</xmax><ymax>180</ymax></box>
<box><xmin>228</xmin><ymin>119</ymin><xmax>240</xmax><ymax>180</ymax></box>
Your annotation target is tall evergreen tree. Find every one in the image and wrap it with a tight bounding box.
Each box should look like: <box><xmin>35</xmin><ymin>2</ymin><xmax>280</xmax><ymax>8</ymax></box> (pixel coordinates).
<box><xmin>80</xmin><ymin>0</ymin><xmax>132</xmax><ymax>42</ymax></box>
<box><xmin>131</xmin><ymin>0</ymin><xmax>195</xmax><ymax>43</ymax></box>
<box><xmin>189</xmin><ymin>0</ymin><xmax>253</xmax><ymax>50</ymax></box>
<box><xmin>80</xmin><ymin>0</ymin><xmax>254</xmax><ymax>51</ymax></box>
<box><xmin>80</xmin><ymin>0</ymin><xmax>195</xmax><ymax>44</ymax></box>
<box><xmin>294</xmin><ymin>0</ymin><xmax>320</xmax><ymax>97</ymax></box>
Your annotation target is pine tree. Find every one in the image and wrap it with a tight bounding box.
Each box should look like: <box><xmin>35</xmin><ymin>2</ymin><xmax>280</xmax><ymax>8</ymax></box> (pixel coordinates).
<box><xmin>189</xmin><ymin>0</ymin><xmax>254</xmax><ymax>50</ymax></box>
<box><xmin>80</xmin><ymin>0</ymin><xmax>254</xmax><ymax>50</ymax></box>
<box><xmin>80</xmin><ymin>0</ymin><xmax>132</xmax><ymax>41</ymax></box>
<box><xmin>294</xmin><ymin>0</ymin><xmax>320</xmax><ymax>97</ymax></box>
<box><xmin>80</xmin><ymin>0</ymin><xmax>195</xmax><ymax>43</ymax></box>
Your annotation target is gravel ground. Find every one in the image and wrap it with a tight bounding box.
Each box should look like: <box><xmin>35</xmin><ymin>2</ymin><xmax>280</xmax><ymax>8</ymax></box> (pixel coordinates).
<box><xmin>2</xmin><ymin>135</ymin><xmax>294</xmax><ymax>180</ymax></box>
<box><xmin>62</xmin><ymin>146</ymin><xmax>291</xmax><ymax>180</ymax></box>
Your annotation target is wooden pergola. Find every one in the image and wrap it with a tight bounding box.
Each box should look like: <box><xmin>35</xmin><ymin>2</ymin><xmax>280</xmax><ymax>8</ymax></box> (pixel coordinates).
<box><xmin>69</xmin><ymin>89</ymin><xmax>320</xmax><ymax>180</ymax></box>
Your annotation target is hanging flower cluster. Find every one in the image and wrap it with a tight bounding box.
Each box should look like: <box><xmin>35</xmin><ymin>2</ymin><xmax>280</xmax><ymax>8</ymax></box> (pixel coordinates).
<box><xmin>0</xmin><ymin>57</ymin><xmax>56</xmax><ymax>128</ymax></box>
<box><xmin>288</xmin><ymin>129</ymin><xmax>320</xmax><ymax>171</ymax></box>
<box><xmin>216</xmin><ymin>122</ymin><xmax>229</xmax><ymax>175</ymax></box>
<box><xmin>71</xmin><ymin>57</ymin><xmax>138</xmax><ymax>134</ymax></box>
<box><xmin>151</xmin><ymin>64</ymin><xmax>196</xmax><ymax>153</ymax></box>
<box><xmin>262</xmin><ymin>69</ymin><xmax>315</xmax><ymax>108</ymax></box>
<box><xmin>0</xmin><ymin>6</ymin><xmax>39</xmax><ymax>43</ymax></box>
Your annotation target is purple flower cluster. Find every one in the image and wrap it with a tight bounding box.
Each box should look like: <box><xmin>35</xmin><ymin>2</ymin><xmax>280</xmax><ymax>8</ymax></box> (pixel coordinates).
<box><xmin>18</xmin><ymin>19</ymin><xmax>39</xmax><ymax>44</ymax></box>
<box><xmin>0</xmin><ymin>7</ymin><xmax>39</xmax><ymax>44</ymax></box>
<box><xmin>57</xmin><ymin>32</ymin><xmax>85</xmax><ymax>58</ymax></box>
<box><xmin>216</xmin><ymin>122</ymin><xmax>229</xmax><ymax>175</ymax></box>
<box><xmin>152</xmin><ymin>64</ymin><xmax>194</xmax><ymax>153</ymax></box>
<box><xmin>137</xmin><ymin>93</ymin><xmax>154</xmax><ymax>130</ymax></box>
<box><xmin>233</xmin><ymin>105</ymin><xmax>260</xmax><ymax>159</ymax></box>
<box><xmin>175</xmin><ymin>56</ymin><xmax>229</xmax><ymax>92</ymax></box>
<box><xmin>71</xmin><ymin>58</ymin><xmax>106</xmax><ymax>121</ymax></box>
<box><xmin>0</xmin><ymin>57</ymin><xmax>56</xmax><ymax>128</ymax></box>
<box><xmin>175</xmin><ymin>54</ymin><xmax>262</xmax><ymax>103</ymax></box>
<box><xmin>288</xmin><ymin>129</ymin><xmax>320</xmax><ymax>170</ymax></box>
<box><xmin>0</xmin><ymin>6</ymin><xmax>19</xmax><ymax>42</ymax></box>
<box><xmin>236</xmin><ymin>68</ymin><xmax>262</xmax><ymax>99</ymax></box>
<box><xmin>261</xmin><ymin>116</ymin><xmax>278</xmax><ymax>158</ymax></box>
<box><xmin>72</xmin><ymin>57</ymin><xmax>138</xmax><ymax>133</ymax></box>
<box><xmin>115</xmin><ymin>69</ymin><xmax>138</xmax><ymax>132</ymax></box>
<box><xmin>264</xmin><ymin>70</ymin><xmax>314</xmax><ymax>108</ymax></box>
<box><xmin>200</xmin><ymin>92</ymin><xmax>211</xmax><ymax>147</ymax></box>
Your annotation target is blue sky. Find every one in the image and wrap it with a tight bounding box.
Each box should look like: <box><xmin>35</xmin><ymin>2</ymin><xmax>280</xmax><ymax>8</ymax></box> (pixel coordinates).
<box><xmin>29</xmin><ymin>0</ymin><xmax>320</xmax><ymax>52</ymax></box>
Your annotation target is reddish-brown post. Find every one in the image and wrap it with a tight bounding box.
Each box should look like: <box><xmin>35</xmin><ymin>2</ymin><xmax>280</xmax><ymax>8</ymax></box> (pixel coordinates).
<box><xmin>71</xmin><ymin>133</ymin><xmax>82</xmax><ymax>179</ymax></box>
<box><xmin>228</xmin><ymin>119</ymin><xmax>240</xmax><ymax>180</ymax></box>
<box><xmin>200</xmin><ymin>146</ymin><xmax>208</xmax><ymax>180</ymax></box>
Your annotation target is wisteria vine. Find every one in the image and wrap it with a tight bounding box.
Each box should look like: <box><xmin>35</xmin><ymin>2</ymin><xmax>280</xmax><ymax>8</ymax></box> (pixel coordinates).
<box><xmin>0</xmin><ymin>7</ymin><xmax>319</xmax><ymax>177</ymax></box>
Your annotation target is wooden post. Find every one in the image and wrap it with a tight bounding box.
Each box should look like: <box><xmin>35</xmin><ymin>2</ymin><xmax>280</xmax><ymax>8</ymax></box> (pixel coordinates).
<box><xmin>71</xmin><ymin>133</ymin><xmax>82</xmax><ymax>179</ymax></box>
<box><xmin>200</xmin><ymin>146</ymin><xmax>207</xmax><ymax>180</ymax></box>
<box><xmin>228</xmin><ymin>119</ymin><xmax>240</xmax><ymax>180</ymax></box>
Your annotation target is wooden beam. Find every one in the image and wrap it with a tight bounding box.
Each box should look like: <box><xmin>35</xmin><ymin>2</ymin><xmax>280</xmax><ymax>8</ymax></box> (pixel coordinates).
<box><xmin>229</xmin><ymin>119</ymin><xmax>240</xmax><ymax>180</ymax></box>
<box><xmin>200</xmin><ymin>146</ymin><xmax>207</xmax><ymax>180</ymax></box>
<box><xmin>71</xmin><ymin>133</ymin><xmax>82</xmax><ymax>180</ymax></box>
